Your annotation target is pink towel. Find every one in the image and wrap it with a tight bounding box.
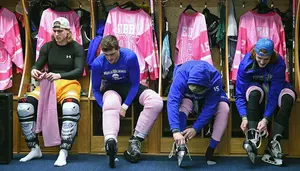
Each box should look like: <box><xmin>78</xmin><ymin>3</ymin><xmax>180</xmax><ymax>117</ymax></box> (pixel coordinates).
<box><xmin>35</xmin><ymin>74</ymin><xmax>61</xmax><ymax>147</ymax></box>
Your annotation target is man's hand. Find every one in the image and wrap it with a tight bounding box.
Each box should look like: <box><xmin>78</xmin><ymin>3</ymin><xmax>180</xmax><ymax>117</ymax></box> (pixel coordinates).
<box><xmin>31</xmin><ymin>69</ymin><xmax>43</xmax><ymax>80</ymax></box>
<box><xmin>240</xmin><ymin>118</ymin><xmax>248</xmax><ymax>132</ymax></box>
<box><xmin>173</xmin><ymin>132</ymin><xmax>186</xmax><ymax>145</ymax></box>
<box><xmin>46</xmin><ymin>72</ymin><xmax>61</xmax><ymax>82</ymax></box>
<box><xmin>257</xmin><ymin>118</ymin><xmax>268</xmax><ymax>133</ymax></box>
<box><xmin>182</xmin><ymin>128</ymin><xmax>197</xmax><ymax>140</ymax></box>
<box><xmin>120</xmin><ymin>108</ymin><xmax>126</xmax><ymax>117</ymax></box>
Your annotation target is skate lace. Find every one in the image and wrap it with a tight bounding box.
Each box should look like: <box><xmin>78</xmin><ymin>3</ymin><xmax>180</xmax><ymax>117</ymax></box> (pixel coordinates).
<box><xmin>271</xmin><ymin>134</ymin><xmax>282</xmax><ymax>155</ymax></box>
<box><xmin>245</xmin><ymin>128</ymin><xmax>268</xmax><ymax>148</ymax></box>
<box><xmin>129</xmin><ymin>139</ymin><xmax>141</xmax><ymax>152</ymax></box>
<box><xmin>168</xmin><ymin>142</ymin><xmax>192</xmax><ymax>161</ymax></box>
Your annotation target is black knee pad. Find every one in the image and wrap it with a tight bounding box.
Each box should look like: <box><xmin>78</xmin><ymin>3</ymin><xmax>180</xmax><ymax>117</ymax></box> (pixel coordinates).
<box><xmin>247</xmin><ymin>90</ymin><xmax>262</xmax><ymax>122</ymax></box>
<box><xmin>18</xmin><ymin>96</ymin><xmax>38</xmax><ymax>108</ymax></box>
<box><xmin>62</xmin><ymin>98</ymin><xmax>79</xmax><ymax>106</ymax></box>
<box><xmin>248</xmin><ymin>90</ymin><xmax>262</xmax><ymax>102</ymax></box>
<box><xmin>275</xmin><ymin>94</ymin><xmax>294</xmax><ymax>127</ymax></box>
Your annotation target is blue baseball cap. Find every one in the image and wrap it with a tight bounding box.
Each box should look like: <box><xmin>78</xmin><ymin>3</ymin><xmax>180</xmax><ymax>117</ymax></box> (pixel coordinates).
<box><xmin>255</xmin><ymin>38</ymin><xmax>274</xmax><ymax>56</ymax></box>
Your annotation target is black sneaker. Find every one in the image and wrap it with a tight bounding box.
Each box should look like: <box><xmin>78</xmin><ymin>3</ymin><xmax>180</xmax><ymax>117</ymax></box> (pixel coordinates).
<box><xmin>105</xmin><ymin>138</ymin><xmax>117</xmax><ymax>168</ymax></box>
<box><xmin>124</xmin><ymin>139</ymin><xmax>141</xmax><ymax>163</ymax></box>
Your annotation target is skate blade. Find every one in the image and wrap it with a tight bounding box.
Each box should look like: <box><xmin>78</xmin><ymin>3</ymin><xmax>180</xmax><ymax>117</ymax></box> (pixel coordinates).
<box><xmin>107</xmin><ymin>146</ymin><xmax>116</xmax><ymax>168</ymax></box>
<box><xmin>262</xmin><ymin>154</ymin><xmax>283</xmax><ymax>166</ymax></box>
<box><xmin>207</xmin><ymin>160</ymin><xmax>216</xmax><ymax>165</ymax></box>
<box><xmin>177</xmin><ymin>153</ymin><xmax>185</xmax><ymax>167</ymax></box>
<box><xmin>244</xmin><ymin>143</ymin><xmax>256</xmax><ymax>164</ymax></box>
<box><xmin>247</xmin><ymin>152</ymin><xmax>256</xmax><ymax>164</ymax></box>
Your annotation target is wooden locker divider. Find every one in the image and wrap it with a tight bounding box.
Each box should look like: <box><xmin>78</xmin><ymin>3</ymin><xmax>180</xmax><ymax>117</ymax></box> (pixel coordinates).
<box><xmin>217</xmin><ymin>0</ymin><xmax>229</xmax><ymax>156</ymax></box>
<box><xmin>288</xmin><ymin>0</ymin><xmax>300</xmax><ymax>157</ymax></box>
<box><xmin>147</xmin><ymin>0</ymin><xmax>162</xmax><ymax>154</ymax></box>
<box><xmin>12</xmin><ymin>0</ymin><xmax>35</xmax><ymax>154</ymax></box>
<box><xmin>295</xmin><ymin>0</ymin><xmax>300</xmax><ymax>95</ymax></box>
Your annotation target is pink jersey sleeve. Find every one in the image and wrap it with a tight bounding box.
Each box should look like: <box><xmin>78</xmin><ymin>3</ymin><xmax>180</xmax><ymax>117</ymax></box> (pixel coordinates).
<box><xmin>278</xmin><ymin>29</ymin><xmax>289</xmax><ymax>82</ymax></box>
<box><xmin>74</xmin><ymin>14</ymin><xmax>82</xmax><ymax>45</ymax></box>
<box><xmin>174</xmin><ymin>14</ymin><xmax>183</xmax><ymax>64</ymax></box>
<box><xmin>148</xmin><ymin>33</ymin><xmax>159</xmax><ymax>80</ymax></box>
<box><xmin>103</xmin><ymin>12</ymin><xmax>113</xmax><ymax>36</ymax></box>
<box><xmin>4</xmin><ymin>19</ymin><xmax>24</xmax><ymax>73</ymax></box>
<box><xmin>36</xmin><ymin>12</ymin><xmax>52</xmax><ymax>61</ymax></box>
<box><xmin>231</xmin><ymin>18</ymin><xmax>247</xmax><ymax>82</ymax></box>
<box><xmin>138</xmin><ymin>26</ymin><xmax>158</xmax><ymax>81</ymax></box>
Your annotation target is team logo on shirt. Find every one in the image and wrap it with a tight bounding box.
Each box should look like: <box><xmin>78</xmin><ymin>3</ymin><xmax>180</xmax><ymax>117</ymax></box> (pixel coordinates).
<box><xmin>66</xmin><ymin>55</ymin><xmax>72</xmax><ymax>59</ymax></box>
<box><xmin>112</xmin><ymin>73</ymin><xmax>120</xmax><ymax>80</ymax></box>
<box><xmin>252</xmin><ymin>74</ymin><xmax>273</xmax><ymax>82</ymax></box>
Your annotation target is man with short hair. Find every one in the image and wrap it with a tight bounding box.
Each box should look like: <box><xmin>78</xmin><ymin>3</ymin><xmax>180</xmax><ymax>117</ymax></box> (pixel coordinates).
<box><xmin>91</xmin><ymin>35</ymin><xmax>163</xmax><ymax>168</ymax></box>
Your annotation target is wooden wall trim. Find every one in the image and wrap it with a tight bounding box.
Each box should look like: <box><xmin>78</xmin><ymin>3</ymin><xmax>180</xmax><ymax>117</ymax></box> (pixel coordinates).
<box><xmin>295</xmin><ymin>0</ymin><xmax>300</xmax><ymax>94</ymax></box>
<box><xmin>19</xmin><ymin>0</ymin><xmax>33</xmax><ymax>98</ymax></box>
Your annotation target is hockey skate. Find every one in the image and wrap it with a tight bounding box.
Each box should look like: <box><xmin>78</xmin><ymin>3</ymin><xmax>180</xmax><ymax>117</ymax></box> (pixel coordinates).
<box><xmin>105</xmin><ymin>138</ymin><xmax>117</xmax><ymax>168</ymax></box>
<box><xmin>243</xmin><ymin>129</ymin><xmax>267</xmax><ymax>164</ymax></box>
<box><xmin>124</xmin><ymin>139</ymin><xmax>141</xmax><ymax>163</ymax></box>
<box><xmin>262</xmin><ymin>134</ymin><xmax>283</xmax><ymax>166</ymax></box>
<box><xmin>168</xmin><ymin>142</ymin><xmax>192</xmax><ymax>167</ymax></box>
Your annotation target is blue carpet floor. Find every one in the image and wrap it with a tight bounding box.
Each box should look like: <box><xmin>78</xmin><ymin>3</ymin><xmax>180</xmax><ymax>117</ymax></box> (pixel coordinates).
<box><xmin>0</xmin><ymin>154</ymin><xmax>299</xmax><ymax>171</ymax></box>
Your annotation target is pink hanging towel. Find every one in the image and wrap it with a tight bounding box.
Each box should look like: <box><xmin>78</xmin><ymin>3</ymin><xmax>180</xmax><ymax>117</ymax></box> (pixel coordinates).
<box><xmin>36</xmin><ymin>76</ymin><xmax>61</xmax><ymax>147</ymax></box>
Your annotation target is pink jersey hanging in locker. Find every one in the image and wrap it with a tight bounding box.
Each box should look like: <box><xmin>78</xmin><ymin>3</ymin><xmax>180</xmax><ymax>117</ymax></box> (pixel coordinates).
<box><xmin>231</xmin><ymin>11</ymin><xmax>287</xmax><ymax>82</ymax></box>
<box><xmin>36</xmin><ymin>8</ymin><xmax>82</xmax><ymax>61</ymax></box>
<box><xmin>103</xmin><ymin>7</ymin><xmax>159</xmax><ymax>85</ymax></box>
<box><xmin>0</xmin><ymin>8</ymin><xmax>24</xmax><ymax>90</ymax></box>
<box><xmin>175</xmin><ymin>12</ymin><xmax>212</xmax><ymax>65</ymax></box>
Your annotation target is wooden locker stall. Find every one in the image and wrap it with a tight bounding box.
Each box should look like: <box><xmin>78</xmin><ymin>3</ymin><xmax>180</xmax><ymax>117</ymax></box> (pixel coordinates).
<box><xmin>227</xmin><ymin>0</ymin><xmax>300</xmax><ymax>157</ymax></box>
<box><xmin>290</xmin><ymin>0</ymin><xmax>300</xmax><ymax>157</ymax></box>
<box><xmin>89</xmin><ymin>0</ymin><xmax>159</xmax><ymax>154</ymax></box>
<box><xmin>157</xmin><ymin>0</ymin><xmax>229</xmax><ymax>155</ymax></box>
<box><xmin>16</xmin><ymin>0</ymin><xmax>91</xmax><ymax>154</ymax></box>
<box><xmin>0</xmin><ymin>0</ymin><xmax>32</xmax><ymax>154</ymax></box>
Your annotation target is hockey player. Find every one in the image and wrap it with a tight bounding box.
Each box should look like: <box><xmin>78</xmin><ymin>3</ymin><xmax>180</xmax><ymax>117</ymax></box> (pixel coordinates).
<box><xmin>91</xmin><ymin>35</ymin><xmax>163</xmax><ymax>168</ymax></box>
<box><xmin>17</xmin><ymin>17</ymin><xmax>85</xmax><ymax>167</ymax></box>
<box><xmin>167</xmin><ymin>60</ymin><xmax>230</xmax><ymax>166</ymax></box>
<box><xmin>235</xmin><ymin>38</ymin><xmax>296</xmax><ymax>165</ymax></box>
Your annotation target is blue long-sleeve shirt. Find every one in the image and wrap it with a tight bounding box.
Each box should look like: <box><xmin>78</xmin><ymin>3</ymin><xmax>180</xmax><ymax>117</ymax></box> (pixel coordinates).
<box><xmin>91</xmin><ymin>48</ymin><xmax>140</xmax><ymax>108</ymax></box>
<box><xmin>167</xmin><ymin>60</ymin><xmax>224</xmax><ymax>132</ymax></box>
<box><xmin>235</xmin><ymin>53</ymin><xmax>286</xmax><ymax>120</ymax></box>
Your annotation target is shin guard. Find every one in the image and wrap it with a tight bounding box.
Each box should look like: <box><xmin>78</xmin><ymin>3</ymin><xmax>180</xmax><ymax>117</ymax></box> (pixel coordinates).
<box><xmin>102</xmin><ymin>90</ymin><xmax>122</xmax><ymax>142</ymax></box>
<box><xmin>134</xmin><ymin>89</ymin><xmax>163</xmax><ymax>139</ymax></box>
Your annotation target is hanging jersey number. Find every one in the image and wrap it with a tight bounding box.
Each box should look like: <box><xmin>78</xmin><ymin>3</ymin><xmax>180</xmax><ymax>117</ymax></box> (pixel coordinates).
<box><xmin>200</xmin><ymin>42</ymin><xmax>210</xmax><ymax>53</ymax></box>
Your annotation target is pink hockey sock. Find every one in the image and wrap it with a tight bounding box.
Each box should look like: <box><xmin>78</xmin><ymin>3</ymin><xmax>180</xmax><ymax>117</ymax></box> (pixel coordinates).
<box><xmin>212</xmin><ymin>102</ymin><xmax>230</xmax><ymax>141</ymax></box>
<box><xmin>134</xmin><ymin>89</ymin><xmax>163</xmax><ymax>139</ymax></box>
<box><xmin>102</xmin><ymin>90</ymin><xmax>122</xmax><ymax>142</ymax></box>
